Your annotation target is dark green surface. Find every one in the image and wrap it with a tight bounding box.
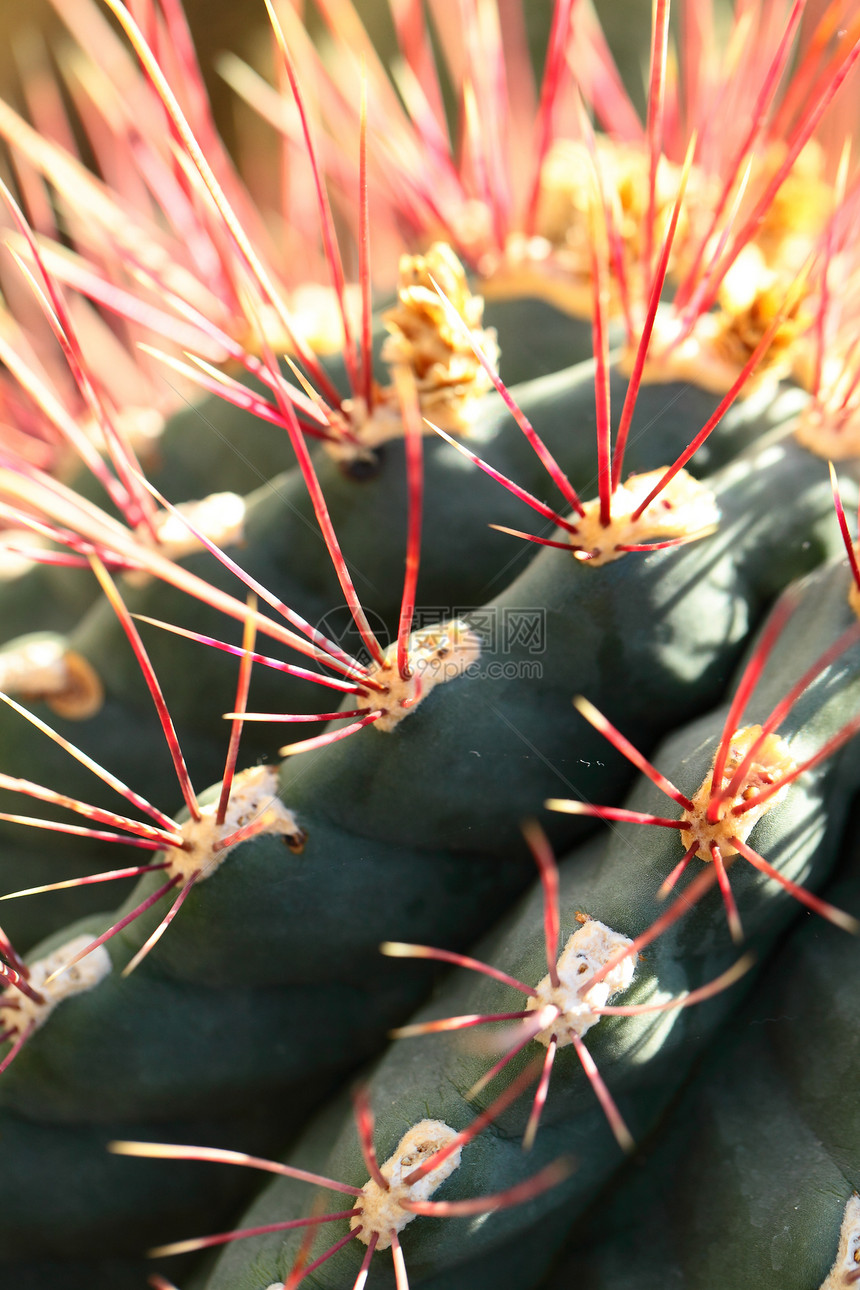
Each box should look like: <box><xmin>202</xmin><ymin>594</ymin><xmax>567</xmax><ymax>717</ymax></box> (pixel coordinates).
<box><xmin>272</xmin><ymin>433</ymin><xmax>855</xmax><ymax>859</ymax></box>
<box><xmin>553</xmin><ymin>842</ymin><xmax>860</xmax><ymax>1290</ymax></box>
<box><xmin>197</xmin><ymin>559</ymin><xmax>860</xmax><ymax>1288</ymax></box>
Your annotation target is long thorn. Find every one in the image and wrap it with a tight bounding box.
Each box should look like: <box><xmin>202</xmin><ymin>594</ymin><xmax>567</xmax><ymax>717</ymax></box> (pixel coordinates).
<box><xmin>612</xmin><ymin>130</ymin><xmax>697</xmax><ymax>489</ymax></box>
<box><xmin>656</xmin><ymin>843</ymin><xmax>698</xmax><ymax>900</ymax></box>
<box><xmin>429</xmin><ymin>279</ymin><xmax>585</xmax><ymax>516</ymax></box>
<box><xmin>278</xmin><ymin>711</ymin><xmax>383</xmax><ymax>756</ymax></box>
<box><xmin>88</xmin><ymin>553</ymin><xmax>200</xmax><ymax>820</ymax></box>
<box><xmin>43</xmin><ymin>875</ymin><xmax>182</xmax><ymax>984</ymax></box>
<box><xmin>546</xmin><ymin>799</ymin><xmax>686</xmax><ymax>830</ymax></box>
<box><xmin>107</xmin><ymin>1141</ymin><xmax>363</xmax><ymax>1195</ymax></box>
<box><xmin>596</xmin><ymin>954</ymin><xmax>754</xmax><ymax>1015</ymax></box>
<box><xmin>0</xmin><ymin>773</ymin><xmax>180</xmax><ymax>847</ymax></box>
<box><xmin>284</xmin><ymin>1228</ymin><xmax>359</xmax><ymax>1288</ymax></box>
<box><xmin>391</xmin><ymin>1009</ymin><xmax>538</xmax><ymax>1040</ymax></box>
<box><xmin>352</xmin><ymin>1231</ymin><xmax>379</xmax><ymax>1290</ymax></box>
<box><xmin>829</xmin><ymin>462</ymin><xmax>860</xmax><ymax>592</ymax></box>
<box><xmin>394</xmin><ymin>366</ymin><xmax>424</xmax><ymax>681</ymax></box>
<box><xmin>522</xmin><ymin>1036</ymin><xmax>557</xmax><ymax>1152</ymax></box>
<box><xmin>352</xmin><ymin>1087</ymin><xmax>389</xmax><ymax>1191</ymax></box>
<box><xmin>643</xmin><ymin>0</ymin><xmax>671</xmax><ymax>277</ymax></box>
<box><xmin>380</xmin><ymin>941</ymin><xmax>532</xmax><ymax>995</ymax></box>
<box><xmin>358</xmin><ymin>58</ymin><xmax>374</xmax><ymax>413</ymax></box>
<box><xmin>522</xmin><ymin>819</ymin><xmax>561</xmax><ymax>986</ymax></box>
<box><xmin>730</xmin><ymin>836</ymin><xmax>859</xmax><ymax>933</ymax></box>
<box><xmin>428</xmin><ymin>425</ymin><xmax>582</xmax><ymax>531</ymax></box>
<box><xmin>121</xmin><ymin>870</ymin><xmax>201</xmax><ymax>976</ymax></box>
<box><xmin>573</xmin><ymin>697</ymin><xmax>693</xmax><ymax>808</ymax></box>
<box><xmin>707</xmin><ymin>590</ymin><xmax>798</xmax><ymax>823</ymax></box>
<box><xmin>401</xmin><ymin>1156</ymin><xmax>573</xmax><ymax>1217</ymax></box>
<box><xmin>0</xmin><ymin>1019</ymin><xmax>36</xmax><ymax>1076</ymax></box>
<box><xmin>711</xmin><ymin>844</ymin><xmax>743</xmax><ymax>943</ymax></box>
<box><xmin>391</xmin><ymin>1229</ymin><xmax>409</xmax><ymax>1290</ymax></box>
<box><xmin>404</xmin><ymin>1057</ymin><xmax>544</xmax><ymax>1186</ymax></box>
<box><xmin>575</xmin><ymin>97</ymin><xmax>612</xmax><ymax>527</ymax></box>
<box><xmin>130</xmin><ymin>615</ymin><xmax>369</xmax><ymax>694</ymax></box>
<box><xmin>570</xmin><ymin>1028</ymin><xmax>634</xmax><ymax>1152</ymax></box>
<box><xmin>0</xmin><ymin>862</ymin><xmax>170</xmax><ymax>902</ymax></box>
<box><xmin>0</xmin><ymin>692</ymin><xmax>179</xmax><ymax>833</ymax></box>
<box><xmin>148</xmin><ymin>1210</ymin><xmax>360</xmax><ymax>1259</ymax></box>
<box><xmin>263</xmin><ymin>0</ymin><xmax>359</xmax><ymax>391</ymax></box>
<box><xmin>216</xmin><ymin>594</ymin><xmax>257</xmax><ymax>825</ymax></box>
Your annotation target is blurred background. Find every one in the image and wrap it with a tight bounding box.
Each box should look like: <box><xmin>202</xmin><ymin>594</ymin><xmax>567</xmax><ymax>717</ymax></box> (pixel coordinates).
<box><xmin>0</xmin><ymin>0</ymin><xmax>655</xmax><ymax>162</ymax></box>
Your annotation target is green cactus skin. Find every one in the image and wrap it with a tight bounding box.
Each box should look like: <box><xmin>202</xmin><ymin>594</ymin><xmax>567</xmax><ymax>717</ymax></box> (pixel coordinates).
<box><xmin>555</xmin><ymin>845</ymin><xmax>860</xmax><ymax>1290</ymax></box>
<box><xmin>2</xmin><ymin>4</ymin><xmax>860</xmax><ymax>1284</ymax></box>
<box><xmin>0</xmin><ymin>557</ymin><xmax>97</xmax><ymax>646</ymax></box>
<box><xmin>0</xmin><ymin>914</ymin><xmax>425</xmax><ymax>1126</ymax></box>
<box><xmin>106</xmin><ymin>786</ymin><xmax>530</xmax><ymax>990</ymax></box>
<box><xmin>305</xmin><ymin>292</ymin><xmax>597</xmax><ymax>399</ymax></box>
<box><xmin>0</xmin><ymin>330</ymin><xmax>804</xmax><ymax>751</ymax></box>
<box><xmin>145</xmin><ymin>354</ymin><xmax>806</xmax><ymax>633</ymax></box>
<box><xmin>2</xmin><ymin>434</ymin><xmax>849</xmax><ymax>1271</ymax></box>
<box><xmin>164</xmin><ymin>558</ymin><xmax>860</xmax><ymax>1289</ymax></box>
<box><xmin>90</xmin><ymin>348</ymin><xmax>799</xmax><ymax>645</ymax></box>
<box><xmin>0</xmin><ymin>1096</ymin><xmax>326</xmax><ymax>1265</ymax></box>
<box><xmin>142</xmin><ymin>371</ymin><xmax>321</xmax><ymax>504</ymax></box>
<box><xmin>271</xmin><ymin>433</ymin><xmax>857</xmax><ymax>860</ymax></box>
<box><xmin>0</xmin><ymin>414</ymin><xmax>852</xmax><ymax>1270</ymax></box>
<box><xmin>0</xmin><ymin>377</ymin><xmax>850</xmax><ymax>1279</ymax></box>
<box><xmin>6</xmin><ymin>323</ymin><xmax>801</xmax><ymax>647</ymax></box>
<box><xmin>481</xmin><ymin>296</ymin><xmax>611</xmax><ymax>384</ymax></box>
<box><xmin>0</xmin><ymin>613</ymin><xmax>239</xmax><ymax>950</ymax></box>
<box><xmin>53</xmin><ymin>356</ymin><xmax>802</xmax><ymax>764</ymax></box>
<box><xmin>0</xmin><ymin>376</ymin><xmax>820</xmax><ymax>954</ymax></box>
<box><xmin>7</xmin><ymin>1258</ymin><xmax>191</xmax><ymax>1290</ymax></box>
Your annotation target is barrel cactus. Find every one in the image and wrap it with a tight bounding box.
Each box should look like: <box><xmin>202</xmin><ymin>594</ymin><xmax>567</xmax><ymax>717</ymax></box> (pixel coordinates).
<box><xmin>1</xmin><ymin>2</ymin><xmax>860</xmax><ymax>1288</ymax></box>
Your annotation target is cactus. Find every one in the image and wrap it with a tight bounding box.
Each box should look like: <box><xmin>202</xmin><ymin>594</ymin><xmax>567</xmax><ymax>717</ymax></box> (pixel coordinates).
<box><xmin>2</xmin><ymin>2</ymin><xmax>860</xmax><ymax>1288</ymax></box>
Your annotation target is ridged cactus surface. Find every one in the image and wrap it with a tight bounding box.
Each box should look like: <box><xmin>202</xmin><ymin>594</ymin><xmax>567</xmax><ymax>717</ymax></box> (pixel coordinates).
<box><xmin>1</xmin><ymin>3</ymin><xmax>860</xmax><ymax>1289</ymax></box>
